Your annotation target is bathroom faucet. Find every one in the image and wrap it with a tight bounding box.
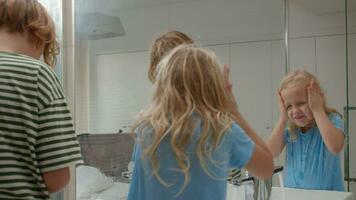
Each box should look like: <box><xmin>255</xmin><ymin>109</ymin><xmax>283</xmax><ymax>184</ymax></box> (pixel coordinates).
<box><xmin>238</xmin><ymin>166</ymin><xmax>284</xmax><ymax>200</ymax></box>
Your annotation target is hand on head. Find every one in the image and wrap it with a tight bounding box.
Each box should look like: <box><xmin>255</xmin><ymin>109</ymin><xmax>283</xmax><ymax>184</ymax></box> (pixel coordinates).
<box><xmin>277</xmin><ymin>91</ymin><xmax>288</xmax><ymax>121</ymax></box>
<box><xmin>307</xmin><ymin>79</ymin><xmax>324</xmax><ymax>113</ymax></box>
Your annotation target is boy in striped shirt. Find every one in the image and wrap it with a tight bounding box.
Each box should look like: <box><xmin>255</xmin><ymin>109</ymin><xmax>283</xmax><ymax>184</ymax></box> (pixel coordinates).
<box><xmin>0</xmin><ymin>0</ymin><xmax>82</xmax><ymax>199</ymax></box>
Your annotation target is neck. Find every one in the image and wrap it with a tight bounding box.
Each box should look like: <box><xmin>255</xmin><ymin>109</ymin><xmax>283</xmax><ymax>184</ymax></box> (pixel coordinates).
<box><xmin>300</xmin><ymin>122</ymin><xmax>314</xmax><ymax>133</ymax></box>
<box><xmin>0</xmin><ymin>30</ymin><xmax>41</xmax><ymax>59</ymax></box>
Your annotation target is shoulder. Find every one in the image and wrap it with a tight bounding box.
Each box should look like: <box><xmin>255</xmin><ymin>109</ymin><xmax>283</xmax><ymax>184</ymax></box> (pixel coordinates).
<box><xmin>328</xmin><ymin>112</ymin><xmax>342</xmax><ymax>120</ymax></box>
<box><xmin>37</xmin><ymin>62</ymin><xmax>64</xmax><ymax>98</ymax></box>
<box><xmin>227</xmin><ymin>122</ymin><xmax>246</xmax><ymax>136</ymax></box>
<box><xmin>37</xmin><ymin>62</ymin><xmax>60</xmax><ymax>83</ymax></box>
<box><xmin>0</xmin><ymin>51</ymin><xmax>48</xmax><ymax>72</ymax></box>
<box><xmin>223</xmin><ymin>122</ymin><xmax>251</xmax><ymax>144</ymax></box>
<box><xmin>328</xmin><ymin>112</ymin><xmax>344</xmax><ymax>132</ymax></box>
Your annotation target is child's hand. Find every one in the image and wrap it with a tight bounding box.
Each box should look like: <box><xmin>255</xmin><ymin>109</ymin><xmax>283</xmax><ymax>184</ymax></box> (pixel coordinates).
<box><xmin>307</xmin><ymin>79</ymin><xmax>324</xmax><ymax>113</ymax></box>
<box><xmin>277</xmin><ymin>91</ymin><xmax>288</xmax><ymax>121</ymax></box>
<box><xmin>223</xmin><ymin>64</ymin><xmax>239</xmax><ymax>114</ymax></box>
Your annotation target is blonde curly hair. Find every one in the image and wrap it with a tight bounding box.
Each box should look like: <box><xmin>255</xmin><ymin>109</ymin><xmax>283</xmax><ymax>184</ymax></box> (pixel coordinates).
<box><xmin>133</xmin><ymin>45</ymin><xmax>234</xmax><ymax>195</ymax></box>
<box><xmin>148</xmin><ymin>30</ymin><xmax>193</xmax><ymax>83</ymax></box>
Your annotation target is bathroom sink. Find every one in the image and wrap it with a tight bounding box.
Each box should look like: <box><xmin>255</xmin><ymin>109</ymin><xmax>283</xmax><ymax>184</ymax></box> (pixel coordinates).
<box><xmin>227</xmin><ymin>184</ymin><xmax>354</xmax><ymax>200</ymax></box>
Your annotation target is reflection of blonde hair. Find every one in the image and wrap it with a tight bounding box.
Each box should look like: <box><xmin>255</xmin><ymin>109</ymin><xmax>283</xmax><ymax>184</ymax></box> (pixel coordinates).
<box><xmin>0</xmin><ymin>0</ymin><xmax>59</xmax><ymax>67</ymax></box>
<box><xmin>148</xmin><ymin>30</ymin><xmax>193</xmax><ymax>82</ymax></box>
<box><xmin>279</xmin><ymin>69</ymin><xmax>338</xmax><ymax>139</ymax></box>
<box><xmin>133</xmin><ymin>45</ymin><xmax>233</xmax><ymax>195</ymax></box>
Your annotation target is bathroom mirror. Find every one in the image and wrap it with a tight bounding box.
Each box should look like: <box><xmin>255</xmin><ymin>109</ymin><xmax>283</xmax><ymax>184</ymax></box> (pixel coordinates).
<box><xmin>286</xmin><ymin>0</ymin><xmax>356</xmax><ymax>195</ymax></box>
<box><xmin>345</xmin><ymin>0</ymin><xmax>356</xmax><ymax>194</ymax></box>
<box><xmin>73</xmin><ymin>0</ymin><xmax>284</xmax><ymax>199</ymax></box>
<box><xmin>73</xmin><ymin>0</ymin><xmax>355</xmax><ymax>199</ymax></box>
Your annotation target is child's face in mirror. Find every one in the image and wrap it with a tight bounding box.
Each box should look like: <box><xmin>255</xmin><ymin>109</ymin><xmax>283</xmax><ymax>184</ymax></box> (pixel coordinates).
<box><xmin>281</xmin><ymin>84</ymin><xmax>314</xmax><ymax>131</ymax></box>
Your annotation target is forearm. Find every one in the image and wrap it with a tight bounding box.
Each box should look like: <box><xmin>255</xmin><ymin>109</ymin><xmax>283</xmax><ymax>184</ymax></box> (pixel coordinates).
<box><xmin>231</xmin><ymin>110</ymin><xmax>272</xmax><ymax>155</ymax></box>
<box><xmin>227</xmin><ymin>92</ymin><xmax>272</xmax><ymax>157</ymax></box>
<box><xmin>313</xmin><ymin>111</ymin><xmax>344</xmax><ymax>154</ymax></box>
<box><xmin>267</xmin><ymin>118</ymin><xmax>286</xmax><ymax>158</ymax></box>
<box><xmin>42</xmin><ymin>167</ymin><xmax>70</xmax><ymax>193</ymax></box>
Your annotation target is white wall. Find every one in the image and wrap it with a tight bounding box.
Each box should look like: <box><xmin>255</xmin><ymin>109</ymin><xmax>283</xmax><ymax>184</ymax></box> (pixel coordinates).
<box><xmin>90</xmin><ymin>51</ymin><xmax>152</xmax><ymax>133</ymax></box>
<box><xmin>75</xmin><ymin>40</ymin><xmax>90</xmax><ymax>133</ymax></box>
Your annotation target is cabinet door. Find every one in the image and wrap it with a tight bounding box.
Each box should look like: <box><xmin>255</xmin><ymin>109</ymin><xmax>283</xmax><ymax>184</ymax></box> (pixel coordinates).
<box><xmin>208</xmin><ymin>44</ymin><xmax>230</xmax><ymax>67</ymax></box>
<box><xmin>271</xmin><ymin>40</ymin><xmax>287</xmax><ymax>167</ymax></box>
<box><xmin>316</xmin><ymin>35</ymin><xmax>347</xmax><ymax>188</ymax></box>
<box><xmin>290</xmin><ymin>37</ymin><xmax>316</xmax><ymax>74</ymax></box>
<box><xmin>316</xmin><ymin>35</ymin><xmax>346</xmax><ymax>115</ymax></box>
<box><xmin>230</xmin><ymin>41</ymin><xmax>273</xmax><ymax>140</ymax></box>
<box><xmin>92</xmin><ymin>51</ymin><xmax>151</xmax><ymax>133</ymax></box>
<box><xmin>271</xmin><ymin>40</ymin><xmax>286</xmax><ymax>126</ymax></box>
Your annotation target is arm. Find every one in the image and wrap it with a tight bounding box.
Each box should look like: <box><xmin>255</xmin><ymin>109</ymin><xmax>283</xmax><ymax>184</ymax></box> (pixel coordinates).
<box><xmin>223</xmin><ymin>65</ymin><xmax>273</xmax><ymax>179</ymax></box>
<box><xmin>245</xmin><ymin>143</ymin><xmax>274</xmax><ymax>179</ymax></box>
<box><xmin>231</xmin><ymin>109</ymin><xmax>273</xmax><ymax>179</ymax></box>
<box><xmin>42</xmin><ymin>167</ymin><xmax>70</xmax><ymax>193</ymax></box>
<box><xmin>267</xmin><ymin>92</ymin><xmax>287</xmax><ymax>158</ymax></box>
<box><xmin>313</xmin><ymin>111</ymin><xmax>344</xmax><ymax>154</ymax></box>
<box><xmin>308</xmin><ymin>80</ymin><xmax>344</xmax><ymax>154</ymax></box>
<box><xmin>231</xmin><ymin>109</ymin><xmax>273</xmax><ymax>160</ymax></box>
<box><xmin>267</xmin><ymin>118</ymin><xmax>287</xmax><ymax>158</ymax></box>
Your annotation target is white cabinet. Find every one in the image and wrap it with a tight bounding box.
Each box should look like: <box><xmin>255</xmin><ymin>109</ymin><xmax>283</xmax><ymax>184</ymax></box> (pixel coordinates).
<box><xmin>230</xmin><ymin>41</ymin><xmax>274</xmax><ymax>140</ymax></box>
<box><xmin>271</xmin><ymin>40</ymin><xmax>286</xmax><ymax>126</ymax></box>
<box><xmin>271</xmin><ymin>40</ymin><xmax>287</xmax><ymax>167</ymax></box>
<box><xmin>92</xmin><ymin>51</ymin><xmax>151</xmax><ymax>133</ymax></box>
<box><xmin>316</xmin><ymin>35</ymin><xmax>346</xmax><ymax>114</ymax></box>
<box><xmin>290</xmin><ymin>37</ymin><xmax>316</xmax><ymax>74</ymax></box>
<box><xmin>208</xmin><ymin>44</ymin><xmax>230</xmax><ymax>67</ymax></box>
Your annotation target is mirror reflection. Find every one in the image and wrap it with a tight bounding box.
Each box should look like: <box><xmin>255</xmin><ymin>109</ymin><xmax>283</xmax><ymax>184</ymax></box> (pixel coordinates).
<box><xmin>346</xmin><ymin>0</ymin><xmax>356</xmax><ymax>194</ymax></box>
<box><xmin>73</xmin><ymin>0</ymin><xmax>356</xmax><ymax>199</ymax></box>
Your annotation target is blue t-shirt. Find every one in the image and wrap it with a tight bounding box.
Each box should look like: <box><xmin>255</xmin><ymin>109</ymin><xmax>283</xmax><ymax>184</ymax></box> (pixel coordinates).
<box><xmin>283</xmin><ymin>113</ymin><xmax>344</xmax><ymax>191</ymax></box>
<box><xmin>127</xmin><ymin>121</ymin><xmax>255</xmax><ymax>200</ymax></box>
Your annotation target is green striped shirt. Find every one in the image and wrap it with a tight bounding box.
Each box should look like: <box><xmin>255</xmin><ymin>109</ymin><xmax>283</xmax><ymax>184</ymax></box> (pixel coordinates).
<box><xmin>0</xmin><ymin>51</ymin><xmax>83</xmax><ymax>200</ymax></box>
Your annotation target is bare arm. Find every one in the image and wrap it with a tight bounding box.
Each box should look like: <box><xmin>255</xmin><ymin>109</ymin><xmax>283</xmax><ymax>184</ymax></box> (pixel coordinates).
<box><xmin>231</xmin><ymin>109</ymin><xmax>273</xmax><ymax>160</ymax></box>
<box><xmin>223</xmin><ymin>65</ymin><xmax>273</xmax><ymax>179</ymax></box>
<box><xmin>42</xmin><ymin>167</ymin><xmax>70</xmax><ymax>193</ymax></box>
<box><xmin>267</xmin><ymin>118</ymin><xmax>287</xmax><ymax>158</ymax></box>
<box><xmin>233</xmin><ymin>110</ymin><xmax>274</xmax><ymax>179</ymax></box>
<box><xmin>308</xmin><ymin>80</ymin><xmax>344</xmax><ymax>154</ymax></box>
<box><xmin>313</xmin><ymin>111</ymin><xmax>344</xmax><ymax>154</ymax></box>
<box><xmin>267</xmin><ymin>92</ymin><xmax>288</xmax><ymax>158</ymax></box>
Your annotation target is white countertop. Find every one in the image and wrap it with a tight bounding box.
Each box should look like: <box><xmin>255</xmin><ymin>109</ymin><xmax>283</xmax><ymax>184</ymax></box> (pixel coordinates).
<box><xmin>226</xmin><ymin>184</ymin><xmax>354</xmax><ymax>200</ymax></box>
